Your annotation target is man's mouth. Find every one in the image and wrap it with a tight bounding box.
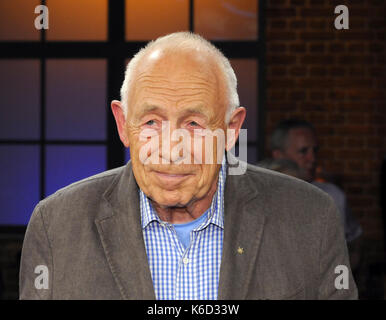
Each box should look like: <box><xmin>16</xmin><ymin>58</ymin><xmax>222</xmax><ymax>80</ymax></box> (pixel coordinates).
<box><xmin>153</xmin><ymin>171</ymin><xmax>193</xmax><ymax>182</ymax></box>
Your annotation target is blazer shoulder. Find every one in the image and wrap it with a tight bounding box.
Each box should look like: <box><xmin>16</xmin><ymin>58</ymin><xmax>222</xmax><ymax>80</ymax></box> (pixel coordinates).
<box><xmin>247</xmin><ymin>162</ymin><xmax>326</xmax><ymax>191</ymax></box>
<box><xmin>238</xmin><ymin>164</ymin><xmax>343</xmax><ymax>253</ymax></box>
<box><xmin>242</xmin><ymin>162</ymin><xmax>336</xmax><ymax>213</ymax></box>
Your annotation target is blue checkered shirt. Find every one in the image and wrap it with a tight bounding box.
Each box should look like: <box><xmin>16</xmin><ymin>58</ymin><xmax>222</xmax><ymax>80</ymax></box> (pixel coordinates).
<box><xmin>139</xmin><ymin>162</ymin><xmax>226</xmax><ymax>300</ymax></box>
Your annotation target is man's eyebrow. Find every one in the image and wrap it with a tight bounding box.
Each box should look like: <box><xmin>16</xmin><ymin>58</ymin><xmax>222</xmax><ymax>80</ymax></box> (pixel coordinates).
<box><xmin>136</xmin><ymin>104</ymin><xmax>211</xmax><ymax>119</ymax></box>
<box><xmin>181</xmin><ymin>105</ymin><xmax>211</xmax><ymax>118</ymax></box>
<box><xmin>136</xmin><ymin>104</ymin><xmax>162</xmax><ymax>118</ymax></box>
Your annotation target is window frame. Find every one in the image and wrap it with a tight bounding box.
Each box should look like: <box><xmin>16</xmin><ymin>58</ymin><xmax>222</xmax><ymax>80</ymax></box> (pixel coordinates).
<box><xmin>0</xmin><ymin>0</ymin><xmax>266</xmax><ymax>231</ymax></box>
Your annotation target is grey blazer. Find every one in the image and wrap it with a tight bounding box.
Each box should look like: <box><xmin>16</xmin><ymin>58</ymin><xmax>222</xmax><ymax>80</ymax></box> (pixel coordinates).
<box><xmin>19</xmin><ymin>161</ymin><xmax>358</xmax><ymax>299</ymax></box>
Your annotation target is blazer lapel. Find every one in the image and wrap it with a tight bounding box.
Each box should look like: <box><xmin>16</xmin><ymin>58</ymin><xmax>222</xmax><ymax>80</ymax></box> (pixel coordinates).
<box><xmin>218</xmin><ymin>166</ymin><xmax>266</xmax><ymax>299</ymax></box>
<box><xmin>95</xmin><ymin>162</ymin><xmax>155</xmax><ymax>300</ymax></box>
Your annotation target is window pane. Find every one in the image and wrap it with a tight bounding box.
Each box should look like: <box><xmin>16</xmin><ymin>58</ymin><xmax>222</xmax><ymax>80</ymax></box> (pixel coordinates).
<box><xmin>45</xmin><ymin>145</ymin><xmax>106</xmax><ymax>196</ymax></box>
<box><xmin>46</xmin><ymin>0</ymin><xmax>107</xmax><ymax>41</ymax></box>
<box><xmin>125</xmin><ymin>0</ymin><xmax>189</xmax><ymax>40</ymax></box>
<box><xmin>0</xmin><ymin>0</ymin><xmax>41</xmax><ymax>41</ymax></box>
<box><xmin>194</xmin><ymin>0</ymin><xmax>258</xmax><ymax>40</ymax></box>
<box><xmin>0</xmin><ymin>60</ymin><xmax>40</xmax><ymax>139</ymax></box>
<box><xmin>0</xmin><ymin>145</ymin><xmax>40</xmax><ymax>225</ymax></box>
<box><xmin>231</xmin><ymin>59</ymin><xmax>258</xmax><ymax>143</ymax></box>
<box><xmin>46</xmin><ymin>59</ymin><xmax>107</xmax><ymax>140</ymax></box>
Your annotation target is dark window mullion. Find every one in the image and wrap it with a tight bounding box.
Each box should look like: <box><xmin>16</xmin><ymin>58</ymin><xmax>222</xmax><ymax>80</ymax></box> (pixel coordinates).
<box><xmin>189</xmin><ymin>0</ymin><xmax>194</xmax><ymax>32</ymax></box>
<box><xmin>0</xmin><ymin>141</ymin><xmax>108</xmax><ymax>145</ymax></box>
<box><xmin>40</xmin><ymin>0</ymin><xmax>46</xmax><ymax>199</ymax></box>
<box><xmin>107</xmin><ymin>0</ymin><xmax>125</xmax><ymax>169</ymax></box>
<box><xmin>257</xmin><ymin>0</ymin><xmax>266</xmax><ymax>161</ymax></box>
<box><xmin>0</xmin><ymin>42</ymin><xmax>259</xmax><ymax>59</ymax></box>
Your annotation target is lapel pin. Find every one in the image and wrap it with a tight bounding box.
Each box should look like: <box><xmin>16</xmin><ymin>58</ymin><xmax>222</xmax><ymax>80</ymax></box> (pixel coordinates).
<box><xmin>237</xmin><ymin>247</ymin><xmax>244</xmax><ymax>255</ymax></box>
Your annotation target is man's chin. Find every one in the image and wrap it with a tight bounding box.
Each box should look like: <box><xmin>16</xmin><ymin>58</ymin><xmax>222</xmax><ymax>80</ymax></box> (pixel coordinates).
<box><xmin>151</xmin><ymin>196</ymin><xmax>192</xmax><ymax>208</ymax></box>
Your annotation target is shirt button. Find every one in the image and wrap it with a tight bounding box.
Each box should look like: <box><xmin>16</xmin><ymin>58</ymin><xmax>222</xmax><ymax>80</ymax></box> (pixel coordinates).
<box><xmin>183</xmin><ymin>258</ymin><xmax>189</xmax><ymax>265</ymax></box>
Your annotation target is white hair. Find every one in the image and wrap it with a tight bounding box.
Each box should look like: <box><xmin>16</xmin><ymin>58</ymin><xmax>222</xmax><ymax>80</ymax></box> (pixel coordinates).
<box><xmin>120</xmin><ymin>32</ymin><xmax>240</xmax><ymax>123</ymax></box>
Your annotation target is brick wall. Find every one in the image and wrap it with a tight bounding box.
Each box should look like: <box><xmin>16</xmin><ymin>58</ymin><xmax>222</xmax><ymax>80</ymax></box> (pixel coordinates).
<box><xmin>265</xmin><ymin>0</ymin><xmax>386</xmax><ymax>244</ymax></box>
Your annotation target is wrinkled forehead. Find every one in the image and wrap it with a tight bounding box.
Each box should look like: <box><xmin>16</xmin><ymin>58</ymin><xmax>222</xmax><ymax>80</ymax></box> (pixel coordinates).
<box><xmin>134</xmin><ymin>48</ymin><xmax>223</xmax><ymax>88</ymax></box>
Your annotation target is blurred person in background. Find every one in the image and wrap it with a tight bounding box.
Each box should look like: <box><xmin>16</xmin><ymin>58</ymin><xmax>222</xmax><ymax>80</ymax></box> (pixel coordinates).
<box><xmin>270</xmin><ymin>119</ymin><xmax>363</xmax><ymax>274</ymax></box>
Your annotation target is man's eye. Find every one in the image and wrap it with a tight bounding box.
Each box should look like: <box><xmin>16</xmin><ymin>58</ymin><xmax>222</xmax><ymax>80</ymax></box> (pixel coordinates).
<box><xmin>299</xmin><ymin>148</ymin><xmax>308</xmax><ymax>155</ymax></box>
<box><xmin>145</xmin><ymin>120</ymin><xmax>155</xmax><ymax>126</ymax></box>
<box><xmin>189</xmin><ymin>121</ymin><xmax>199</xmax><ymax>127</ymax></box>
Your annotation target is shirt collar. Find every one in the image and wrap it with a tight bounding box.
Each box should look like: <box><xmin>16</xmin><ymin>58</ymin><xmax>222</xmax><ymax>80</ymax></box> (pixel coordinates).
<box><xmin>139</xmin><ymin>157</ymin><xmax>226</xmax><ymax>230</ymax></box>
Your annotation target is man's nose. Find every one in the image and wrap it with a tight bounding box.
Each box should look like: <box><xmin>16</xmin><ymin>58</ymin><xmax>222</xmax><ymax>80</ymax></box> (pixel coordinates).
<box><xmin>306</xmin><ymin>149</ymin><xmax>316</xmax><ymax>164</ymax></box>
<box><xmin>159</xmin><ymin>121</ymin><xmax>190</xmax><ymax>164</ymax></box>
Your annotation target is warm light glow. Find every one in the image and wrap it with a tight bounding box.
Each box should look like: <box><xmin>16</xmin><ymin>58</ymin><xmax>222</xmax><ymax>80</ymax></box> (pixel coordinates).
<box><xmin>46</xmin><ymin>0</ymin><xmax>107</xmax><ymax>41</ymax></box>
<box><xmin>195</xmin><ymin>0</ymin><xmax>258</xmax><ymax>40</ymax></box>
<box><xmin>0</xmin><ymin>0</ymin><xmax>41</xmax><ymax>40</ymax></box>
<box><xmin>125</xmin><ymin>0</ymin><xmax>189</xmax><ymax>40</ymax></box>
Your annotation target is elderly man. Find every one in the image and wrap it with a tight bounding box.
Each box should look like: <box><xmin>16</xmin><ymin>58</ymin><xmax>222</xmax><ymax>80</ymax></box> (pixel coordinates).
<box><xmin>20</xmin><ymin>32</ymin><xmax>357</xmax><ymax>300</ymax></box>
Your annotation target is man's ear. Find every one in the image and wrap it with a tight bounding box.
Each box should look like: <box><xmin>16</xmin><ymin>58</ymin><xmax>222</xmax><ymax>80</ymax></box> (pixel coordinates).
<box><xmin>226</xmin><ymin>107</ymin><xmax>246</xmax><ymax>151</ymax></box>
<box><xmin>111</xmin><ymin>100</ymin><xmax>130</xmax><ymax>148</ymax></box>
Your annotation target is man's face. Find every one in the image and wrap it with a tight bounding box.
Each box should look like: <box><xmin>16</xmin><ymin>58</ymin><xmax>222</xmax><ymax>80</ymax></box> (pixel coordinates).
<box><xmin>122</xmin><ymin>50</ymin><xmax>230</xmax><ymax>207</ymax></box>
<box><xmin>275</xmin><ymin>128</ymin><xmax>319</xmax><ymax>182</ymax></box>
